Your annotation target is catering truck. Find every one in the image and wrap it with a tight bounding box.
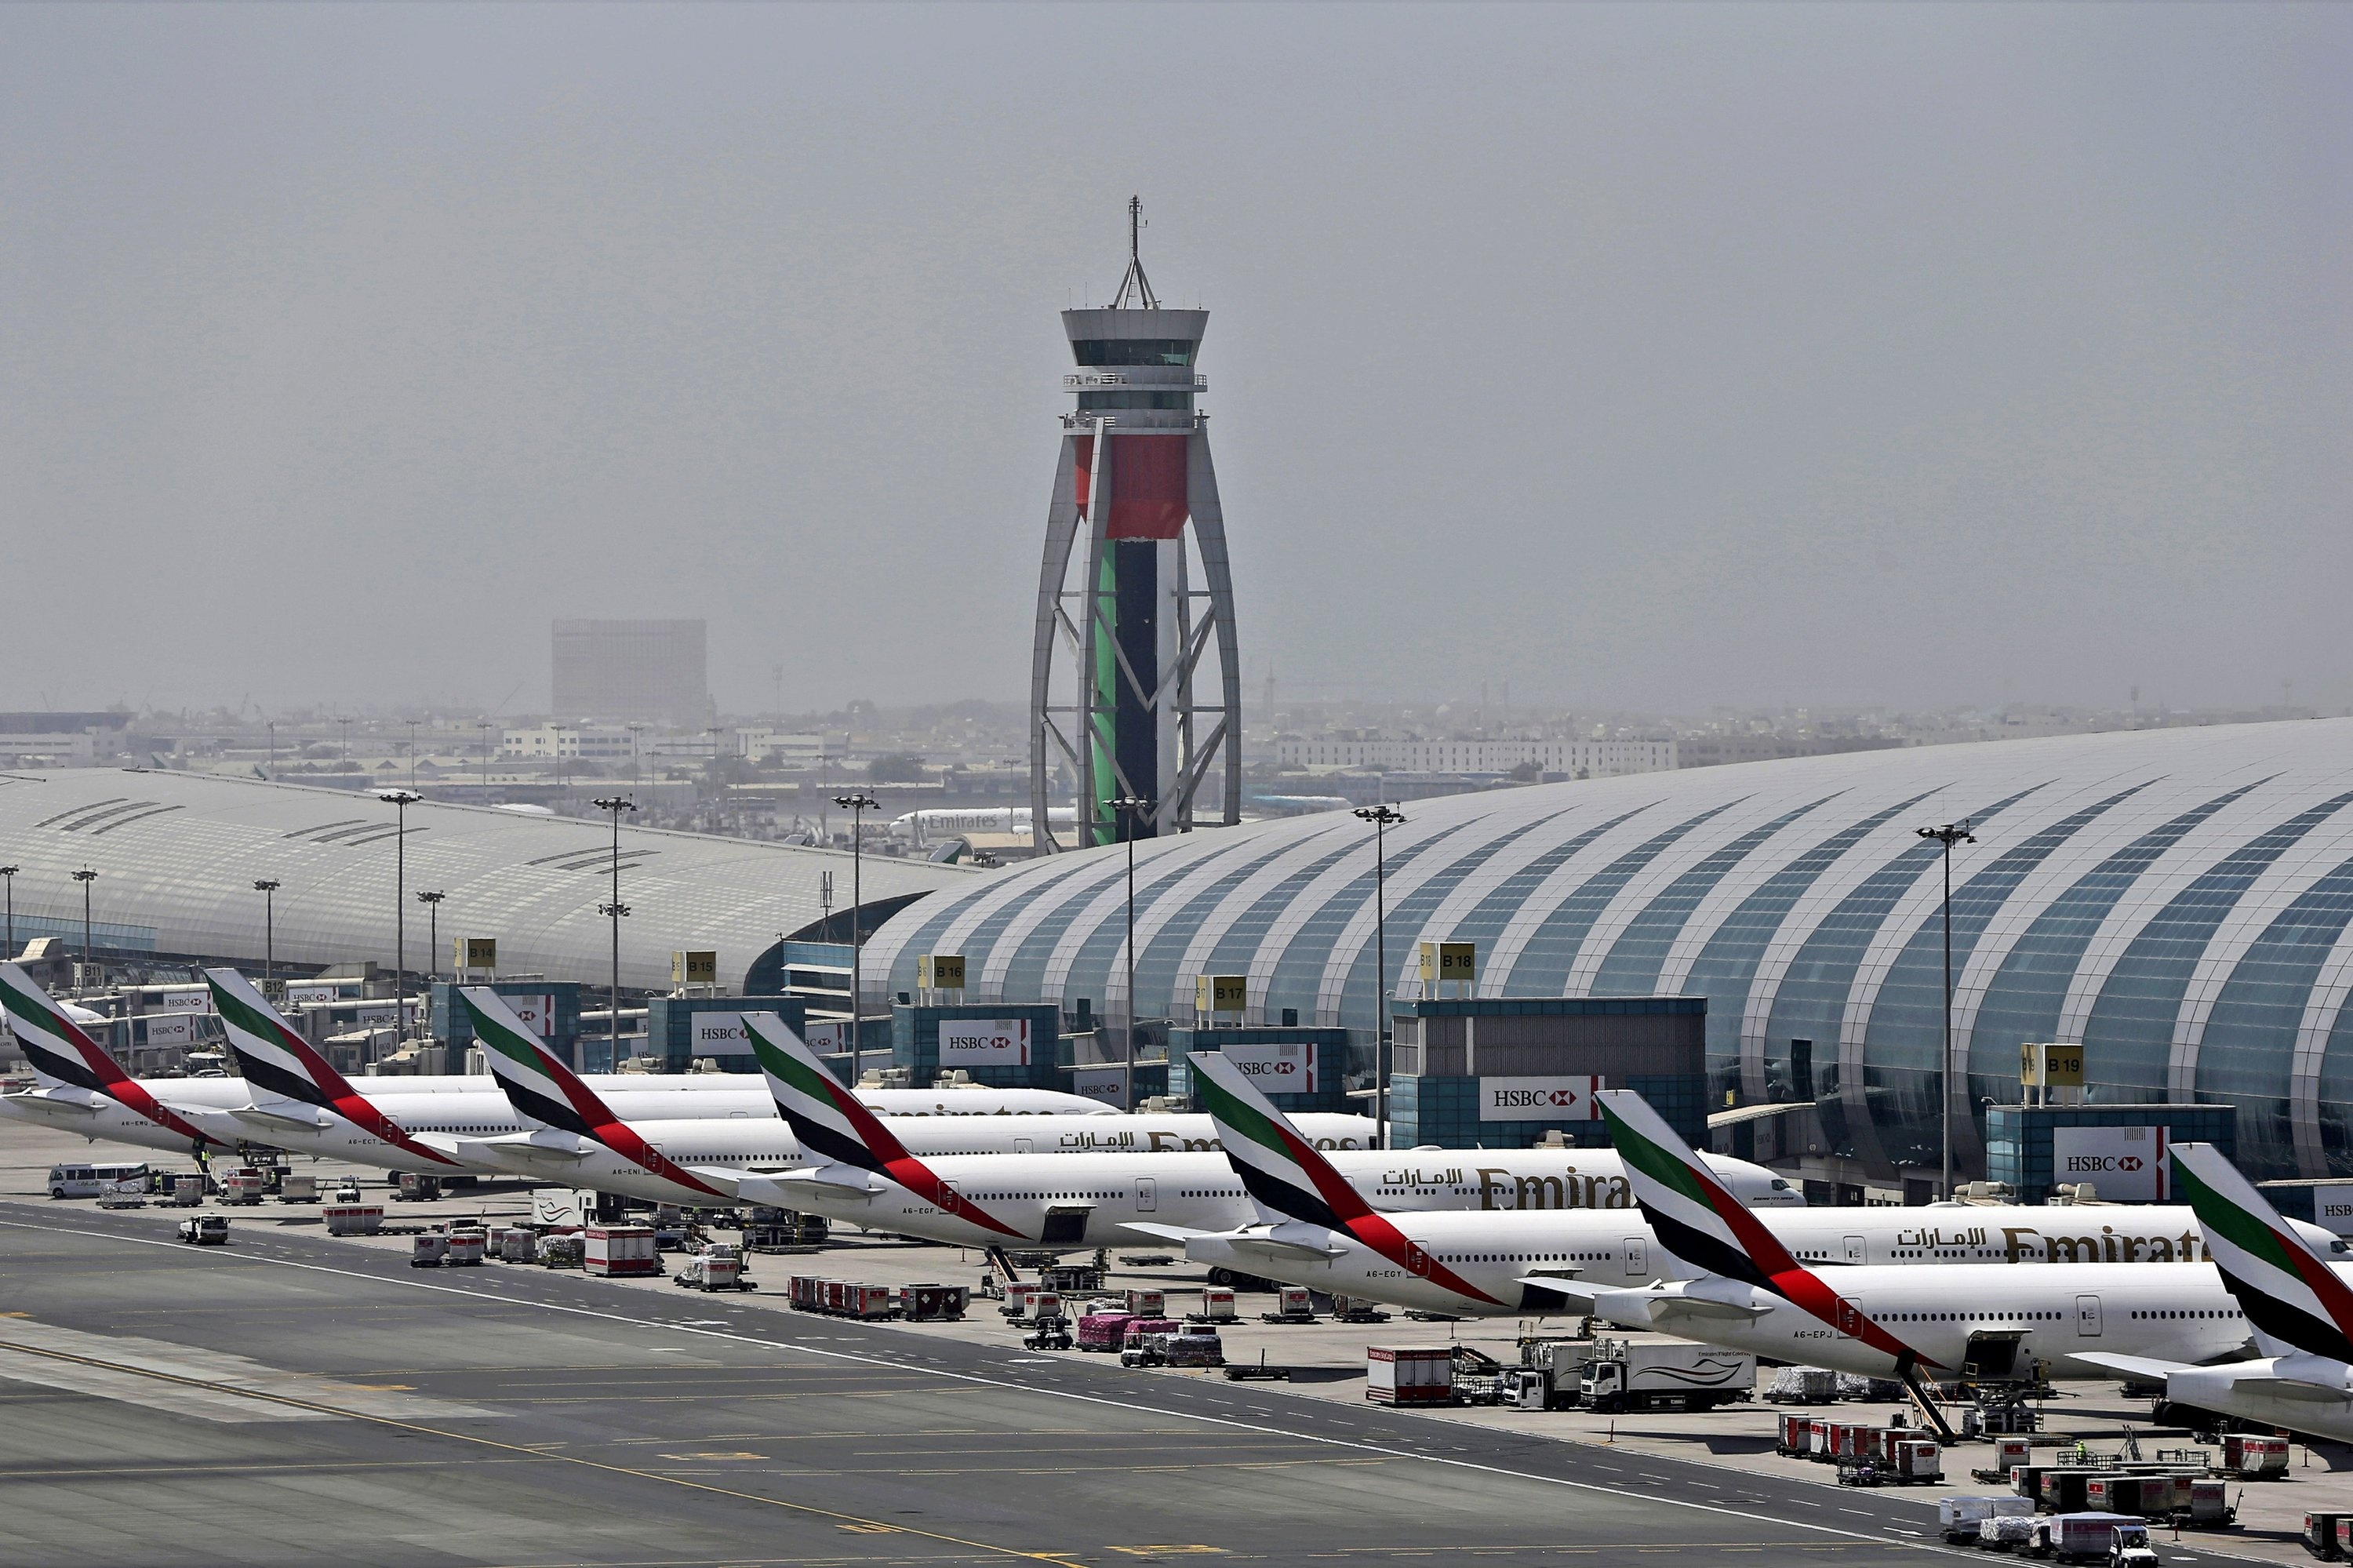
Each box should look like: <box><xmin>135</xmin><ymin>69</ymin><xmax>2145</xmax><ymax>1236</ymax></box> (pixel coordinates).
<box><xmin>1579</xmin><ymin>1338</ymin><xmax>1755</xmax><ymax>1413</ymax></box>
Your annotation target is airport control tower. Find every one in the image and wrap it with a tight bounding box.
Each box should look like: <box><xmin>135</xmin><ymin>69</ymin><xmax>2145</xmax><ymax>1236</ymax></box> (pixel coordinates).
<box><xmin>1027</xmin><ymin>201</ymin><xmax>1242</xmax><ymax>853</ymax></box>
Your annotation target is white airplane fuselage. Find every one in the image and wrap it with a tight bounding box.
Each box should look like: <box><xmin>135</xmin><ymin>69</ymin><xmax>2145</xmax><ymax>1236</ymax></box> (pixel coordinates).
<box><xmin>1588</xmin><ymin>1262</ymin><xmax>2250</xmax><ymax>1381</ymax></box>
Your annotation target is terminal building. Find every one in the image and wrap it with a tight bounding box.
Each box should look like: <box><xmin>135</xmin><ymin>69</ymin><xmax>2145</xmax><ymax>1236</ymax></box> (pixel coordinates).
<box><xmin>866</xmin><ymin>719</ymin><xmax>2353</xmax><ymax>1188</ymax></box>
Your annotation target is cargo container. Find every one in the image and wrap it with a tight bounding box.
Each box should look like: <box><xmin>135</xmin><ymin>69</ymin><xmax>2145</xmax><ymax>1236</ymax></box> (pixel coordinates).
<box><xmin>2223</xmin><ymin>1434</ymin><xmax>2291</xmax><ymax>1479</ymax></box>
<box><xmin>2336</xmin><ymin>1518</ymin><xmax>2353</xmax><ymax>1560</ymax></box>
<box><xmin>584</xmin><ymin>1225</ymin><xmax>660</xmax><ymax>1278</ymax></box>
<box><xmin>1368</xmin><ymin>1346</ymin><xmax>1454</xmax><ymax>1406</ymax></box>
<box><xmin>169</xmin><ymin>1174</ymin><xmax>205</xmax><ymax>1207</ymax></box>
<box><xmin>2311</xmin><ymin>1512</ymin><xmax>2353</xmax><ymax>1559</ymax></box>
<box><xmin>410</xmin><ymin>1233</ymin><xmax>448</xmax><ymax>1268</ymax></box>
<box><xmin>1979</xmin><ymin>1515</ymin><xmax>2037</xmax><ymax>1552</ymax></box>
<box><xmin>1162</xmin><ymin>1330</ymin><xmax>1224</xmax><ymax>1369</ymax></box>
<box><xmin>395</xmin><ymin>1172</ymin><xmax>441</xmax><ymax>1203</ymax></box>
<box><xmin>1937</xmin><ymin>1494</ymin><xmax>2033</xmax><ymax>1544</ymax></box>
<box><xmin>1766</xmin><ymin>1366</ymin><xmax>1840</xmax><ymax>1404</ymax></box>
<box><xmin>899</xmin><ymin>1283</ymin><xmax>966</xmax><ymax>1322</ymax></box>
<box><xmin>1777</xmin><ymin>1414</ymin><xmax>1817</xmax><ymax>1456</ymax></box>
<box><xmin>1125</xmin><ymin>1288</ymin><xmax>1166</xmax><ymax>1318</ymax></box>
<box><xmin>498</xmin><ymin>1228</ymin><xmax>538</xmax><ymax>1264</ymax></box>
<box><xmin>443</xmin><ymin>1231</ymin><xmax>486</xmax><ymax>1267</ymax></box>
<box><xmin>2028</xmin><ymin>1514</ymin><xmax>2147</xmax><ymax>1565</ymax></box>
<box><xmin>1263</xmin><ymin>1286</ymin><xmax>1316</xmax><ymax>1322</ymax></box>
<box><xmin>218</xmin><ymin>1169</ymin><xmax>266</xmax><ymax>1206</ymax></box>
<box><xmin>278</xmin><ymin>1173</ymin><xmax>317</xmax><ymax>1203</ymax></box>
<box><xmin>1191</xmin><ymin>1289</ymin><xmax>1239</xmax><ymax>1324</ymax></box>
<box><xmin>675</xmin><ymin>1246</ymin><xmax>750</xmax><ymax>1292</ymax></box>
<box><xmin>2183</xmin><ymin>1479</ymin><xmax>2233</xmax><ymax>1526</ymax></box>
<box><xmin>1078</xmin><ymin>1312</ymin><xmax>1137</xmax><ymax>1352</ymax></box>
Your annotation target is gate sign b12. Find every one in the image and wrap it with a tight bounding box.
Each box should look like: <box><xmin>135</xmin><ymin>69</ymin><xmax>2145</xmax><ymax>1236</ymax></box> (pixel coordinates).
<box><xmin>2053</xmin><ymin>1124</ymin><xmax>2167</xmax><ymax>1202</ymax></box>
<box><xmin>1478</xmin><ymin>1075</ymin><xmax>1605</xmax><ymax>1122</ymax></box>
<box><xmin>939</xmin><ymin>1018</ymin><xmax>1031</xmax><ymax>1068</ymax></box>
<box><xmin>1217</xmin><ymin>1041</ymin><xmax>1315</xmax><ymax>1094</ymax></box>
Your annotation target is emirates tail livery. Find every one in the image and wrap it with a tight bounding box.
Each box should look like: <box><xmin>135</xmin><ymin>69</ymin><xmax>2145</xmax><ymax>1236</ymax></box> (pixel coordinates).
<box><xmin>202</xmin><ymin>968</ymin><xmax>463</xmax><ymax>1172</ymax></box>
<box><xmin>0</xmin><ymin>963</ymin><xmax>227</xmax><ymax>1151</ymax></box>
<box><xmin>461</xmin><ymin>987</ymin><xmax>730</xmax><ymax>1201</ymax></box>
<box><xmin>2075</xmin><ymin>1143</ymin><xmax>2353</xmax><ymax>1441</ymax></box>
<box><xmin>1573</xmin><ymin>1089</ymin><xmax>2256</xmax><ymax>1391</ymax></box>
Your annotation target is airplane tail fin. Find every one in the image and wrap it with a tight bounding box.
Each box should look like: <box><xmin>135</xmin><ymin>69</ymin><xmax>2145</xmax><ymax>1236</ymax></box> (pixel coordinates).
<box><xmin>460</xmin><ymin>988</ymin><xmax>616</xmax><ymax>1138</ymax></box>
<box><xmin>2173</xmin><ymin>1141</ymin><xmax>2353</xmax><ymax>1362</ymax></box>
<box><xmin>205</xmin><ymin>967</ymin><xmax>356</xmax><ymax>1107</ymax></box>
<box><xmin>740</xmin><ymin>1010</ymin><xmax>1022</xmax><ymax>1236</ymax></box>
<box><xmin>0</xmin><ymin>962</ymin><xmax>126</xmax><ymax>1094</ymax></box>
<box><xmin>1190</xmin><ymin>1050</ymin><xmax>1377</xmax><ymax>1231</ymax></box>
<box><xmin>740</xmin><ymin>1010</ymin><xmax>915</xmax><ymax>1174</ymax></box>
<box><xmin>1595</xmin><ymin>1088</ymin><xmax>1804</xmax><ymax>1290</ymax></box>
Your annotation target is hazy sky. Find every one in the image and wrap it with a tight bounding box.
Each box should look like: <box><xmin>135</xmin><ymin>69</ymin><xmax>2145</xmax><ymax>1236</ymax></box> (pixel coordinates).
<box><xmin>5</xmin><ymin>4</ymin><xmax>2346</xmax><ymax>719</ymax></box>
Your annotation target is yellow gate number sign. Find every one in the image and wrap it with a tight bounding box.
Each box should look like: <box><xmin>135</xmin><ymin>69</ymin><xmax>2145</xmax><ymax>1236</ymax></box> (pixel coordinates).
<box><xmin>672</xmin><ymin>950</ymin><xmax>718</xmax><ymax>986</ymax></box>
<box><xmin>456</xmin><ymin>937</ymin><xmax>497</xmax><ymax>970</ymax></box>
<box><xmin>1195</xmin><ymin>974</ymin><xmax>1247</xmax><ymax>1014</ymax></box>
<box><xmin>918</xmin><ymin>954</ymin><xmax>967</xmax><ymax>991</ymax></box>
<box><xmin>2021</xmin><ymin>1042</ymin><xmax>2084</xmax><ymax>1088</ymax></box>
<box><xmin>1417</xmin><ymin>940</ymin><xmax>1476</xmax><ymax>985</ymax></box>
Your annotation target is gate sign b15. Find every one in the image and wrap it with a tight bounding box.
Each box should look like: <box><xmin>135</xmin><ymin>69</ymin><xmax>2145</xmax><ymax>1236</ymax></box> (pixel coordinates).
<box><xmin>2053</xmin><ymin>1124</ymin><xmax>2167</xmax><ymax>1202</ymax></box>
<box><xmin>1217</xmin><ymin>1040</ymin><xmax>1316</xmax><ymax>1094</ymax></box>
<box><xmin>1478</xmin><ymin>1075</ymin><xmax>1605</xmax><ymax>1121</ymax></box>
<box><xmin>938</xmin><ymin>1018</ymin><xmax>1030</xmax><ymax>1068</ymax></box>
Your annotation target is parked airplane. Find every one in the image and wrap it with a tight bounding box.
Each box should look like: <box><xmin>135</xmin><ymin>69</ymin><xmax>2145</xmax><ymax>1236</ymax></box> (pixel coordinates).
<box><xmin>0</xmin><ymin>964</ymin><xmax>232</xmax><ymax>1154</ymax></box>
<box><xmin>2073</xmin><ymin>1144</ymin><xmax>2353</xmax><ymax>1442</ymax></box>
<box><xmin>1161</xmin><ymin>1053</ymin><xmax>2311</xmax><ymax>1319</ymax></box>
<box><xmin>1561</xmin><ymin>1089</ymin><xmax>2257</xmax><ymax>1393</ymax></box>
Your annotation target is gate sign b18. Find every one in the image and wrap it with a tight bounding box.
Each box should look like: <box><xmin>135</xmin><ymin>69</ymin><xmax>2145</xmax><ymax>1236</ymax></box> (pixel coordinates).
<box><xmin>2053</xmin><ymin>1124</ymin><xmax>2167</xmax><ymax>1202</ymax></box>
<box><xmin>939</xmin><ymin>1018</ymin><xmax>1031</xmax><ymax>1068</ymax></box>
<box><xmin>1478</xmin><ymin>1075</ymin><xmax>1605</xmax><ymax>1121</ymax></box>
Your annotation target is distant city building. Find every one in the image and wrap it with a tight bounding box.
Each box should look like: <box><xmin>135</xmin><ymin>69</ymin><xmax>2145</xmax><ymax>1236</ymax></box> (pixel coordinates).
<box><xmin>734</xmin><ymin>730</ymin><xmax>827</xmax><ymax>767</ymax></box>
<box><xmin>1273</xmin><ymin>736</ymin><xmax>1676</xmax><ymax>777</ymax></box>
<box><xmin>551</xmin><ymin>620</ymin><xmax>707</xmax><ymax>728</ymax></box>
<box><xmin>501</xmin><ymin>725</ymin><xmax>637</xmax><ymax>762</ymax></box>
<box><xmin>0</xmin><ymin>712</ymin><xmax>131</xmax><ymax>769</ymax></box>
<box><xmin>1675</xmin><ymin>734</ymin><xmax>1904</xmax><ymax>769</ymax></box>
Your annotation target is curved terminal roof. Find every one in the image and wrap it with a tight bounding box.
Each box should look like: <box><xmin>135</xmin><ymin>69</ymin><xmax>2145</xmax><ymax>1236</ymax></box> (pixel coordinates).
<box><xmin>868</xmin><ymin>719</ymin><xmax>2353</xmax><ymax>1183</ymax></box>
<box><xmin>0</xmin><ymin>769</ymin><xmax>972</xmax><ymax>991</ymax></box>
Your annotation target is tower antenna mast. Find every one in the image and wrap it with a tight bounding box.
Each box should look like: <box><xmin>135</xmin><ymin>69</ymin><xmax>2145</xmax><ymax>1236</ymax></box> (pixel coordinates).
<box><xmin>1111</xmin><ymin>195</ymin><xmax>1158</xmax><ymax>310</ymax></box>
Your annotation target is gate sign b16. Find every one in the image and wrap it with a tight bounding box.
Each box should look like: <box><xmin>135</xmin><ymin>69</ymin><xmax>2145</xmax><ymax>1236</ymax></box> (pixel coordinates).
<box><xmin>1478</xmin><ymin>1075</ymin><xmax>1605</xmax><ymax>1121</ymax></box>
<box><xmin>938</xmin><ymin>1018</ymin><xmax>1030</xmax><ymax>1068</ymax></box>
<box><xmin>1217</xmin><ymin>1041</ymin><xmax>1316</xmax><ymax>1094</ymax></box>
<box><xmin>2053</xmin><ymin>1124</ymin><xmax>2167</xmax><ymax>1202</ymax></box>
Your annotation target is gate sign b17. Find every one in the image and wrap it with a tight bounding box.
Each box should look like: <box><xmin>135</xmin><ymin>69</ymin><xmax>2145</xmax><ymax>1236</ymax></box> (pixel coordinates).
<box><xmin>1217</xmin><ymin>1041</ymin><xmax>1316</xmax><ymax>1094</ymax></box>
<box><xmin>1478</xmin><ymin>1075</ymin><xmax>1605</xmax><ymax>1121</ymax></box>
<box><xmin>2053</xmin><ymin>1124</ymin><xmax>2167</xmax><ymax>1202</ymax></box>
<box><xmin>939</xmin><ymin>1018</ymin><xmax>1031</xmax><ymax>1068</ymax></box>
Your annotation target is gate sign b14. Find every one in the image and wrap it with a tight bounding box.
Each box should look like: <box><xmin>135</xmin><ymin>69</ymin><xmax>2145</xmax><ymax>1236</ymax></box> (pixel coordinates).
<box><xmin>1478</xmin><ymin>1075</ymin><xmax>1605</xmax><ymax>1121</ymax></box>
<box><xmin>1217</xmin><ymin>1041</ymin><xmax>1315</xmax><ymax>1094</ymax></box>
<box><xmin>2053</xmin><ymin>1124</ymin><xmax>2167</xmax><ymax>1202</ymax></box>
<box><xmin>938</xmin><ymin>1018</ymin><xmax>1031</xmax><ymax>1068</ymax></box>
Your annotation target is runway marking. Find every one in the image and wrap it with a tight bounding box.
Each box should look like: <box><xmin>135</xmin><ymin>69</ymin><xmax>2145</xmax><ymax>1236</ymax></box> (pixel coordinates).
<box><xmin>0</xmin><ymin>1213</ymin><xmax>1955</xmax><ymax>1559</ymax></box>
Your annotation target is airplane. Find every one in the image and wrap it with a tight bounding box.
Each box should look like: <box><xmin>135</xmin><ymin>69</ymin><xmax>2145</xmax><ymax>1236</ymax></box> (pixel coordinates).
<box><xmin>1163</xmin><ymin>1054</ymin><xmax>2322</xmax><ymax>1319</ymax></box>
<box><xmin>0</xmin><ymin>963</ymin><xmax>235</xmax><ymax>1155</ymax></box>
<box><xmin>715</xmin><ymin>1011</ymin><xmax>1798</xmax><ymax>1255</ymax></box>
<box><xmin>2071</xmin><ymin>1143</ymin><xmax>2353</xmax><ymax>1442</ymax></box>
<box><xmin>1558</xmin><ymin>1089</ymin><xmax>2260</xmax><ymax>1397</ymax></box>
<box><xmin>202</xmin><ymin>967</ymin><xmax>469</xmax><ymax>1173</ymax></box>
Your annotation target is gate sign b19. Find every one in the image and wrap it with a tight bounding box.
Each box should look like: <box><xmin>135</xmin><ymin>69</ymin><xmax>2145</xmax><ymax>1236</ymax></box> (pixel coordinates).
<box><xmin>1478</xmin><ymin>1075</ymin><xmax>1605</xmax><ymax>1121</ymax></box>
<box><xmin>2053</xmin><ymin>1124</ymin><xmax>2167</xmax><ymax>1202</ymax></box>
<box><xmin>1217</xmin><ymin>1040</ymin><xmax>1315</xmax><ymax>1094</ymax></box>
<box><xmin>939</xmin><ymin>1018</ymin><xmax>1031</xmax><ymax>1068</ymax></box>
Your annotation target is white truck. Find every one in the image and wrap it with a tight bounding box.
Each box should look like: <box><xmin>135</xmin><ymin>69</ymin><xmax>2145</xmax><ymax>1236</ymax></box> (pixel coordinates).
<box><xmin>1580</xmin><ymin>1337</ymin><xmax>1755</xmax><ymax>1413</ymax></box>
<box><xmin>2027</xmin><ymin>1514</ymin><xmax>2152</xmax><ymax>1566</ymax></box>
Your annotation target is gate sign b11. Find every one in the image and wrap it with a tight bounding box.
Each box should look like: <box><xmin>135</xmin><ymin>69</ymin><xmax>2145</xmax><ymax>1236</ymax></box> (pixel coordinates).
<box><xmin>2053</xmin><ymin>1124</ymin><xmax>2167</xmax><ymax>1202</ymax></box>
<box><xmin>1217</xmin><ymin>1040</ymin><xmax>1315</xmax><ymax>1094</ymax></box>
<box><xmin>939</xmin><ymin>1018</ymin><xmax>1031</xmax><ymax>1068</ymax></box>
<box><xmin>1478</xmin><ymin>1075</ymin><xmax>1604</xmax><ymax>1121</ymax></box>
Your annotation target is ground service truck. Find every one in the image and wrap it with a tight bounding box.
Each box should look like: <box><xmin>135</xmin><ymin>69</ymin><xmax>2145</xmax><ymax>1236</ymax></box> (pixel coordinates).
<box><xmin>1579</xmin><ymin>1338</ymin><xmax>1756</xmax><ymax>1413</ymax></box>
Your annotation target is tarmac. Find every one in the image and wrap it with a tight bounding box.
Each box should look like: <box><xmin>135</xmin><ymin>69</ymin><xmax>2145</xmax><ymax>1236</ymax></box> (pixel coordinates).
<box><xmin>2</xmin><ymin>1118</ymin><xmax>2347</xmax><ymax>1568</ymax></box>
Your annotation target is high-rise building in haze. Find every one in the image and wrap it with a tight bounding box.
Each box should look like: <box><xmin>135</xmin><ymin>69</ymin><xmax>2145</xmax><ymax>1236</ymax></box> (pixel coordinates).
<box><xmin>1028</xmin><ymin>202</ymin><xmax>1242</xmax><ymax>852</ymax></box>
<box><xmin>551</xmin><ymin>619</ymin><xmax>708</xmax><ymax>728</ymax></box>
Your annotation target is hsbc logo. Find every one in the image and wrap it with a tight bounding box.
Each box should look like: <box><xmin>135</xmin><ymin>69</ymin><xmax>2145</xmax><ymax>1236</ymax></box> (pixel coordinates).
<box><xmin>1479</xmin><ymin>1075</ymin><xmax>1605</xmax><ymax>1122</ymax></box>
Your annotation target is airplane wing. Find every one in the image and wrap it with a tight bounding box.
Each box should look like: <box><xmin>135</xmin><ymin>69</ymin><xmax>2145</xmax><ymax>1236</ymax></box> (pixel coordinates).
<box><xmin>228</xmin><ymin>1101</ymin><xmax>334</xmax><ymax>1133</ymax></box>
<box><xmin>1515</xmin><ymin>1276</ymin><xmax>1603</xmax><ymax>1311</ymax></box>
<box><xmin>736</xmin><ymin>1166</ymin><xmax>888</xmax><ymax>1204</ymax></box>
<box><xmin>2074</xmin><ymin>1352</ymin><xmax>2188</xmax><ymax>1382</ymax></box>
<box><xmin>1119</xmin><ymin>1222</ymin><xmax>1213</xmax><ymax>1244</ymax></box>
<box><xmin>2</xmin><ymin>1090</ymin><xmax>99</xmax><ymax>1119</ymax></box>
<box><xmin>1221</xmin><ymin>1231</ymin><xmax>1349</xmax><ymax>1262</ymax></box>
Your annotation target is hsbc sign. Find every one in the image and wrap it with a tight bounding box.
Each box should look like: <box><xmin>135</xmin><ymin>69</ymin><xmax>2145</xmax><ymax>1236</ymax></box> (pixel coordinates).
<box><xmin>1478</xmin><ymin>1075</ymin><xmax>1605</xmax><ymax>1122</ymax></box>
<box><xmin>1218</xmin><ymin>1042</ymin><xmax>1316</xmax><ymax>1094</ymax></box>
<box><xmin>2053</xmin><ymin>1125</ymin><xmax>2168</xmax><ymax>1202</ymax></box>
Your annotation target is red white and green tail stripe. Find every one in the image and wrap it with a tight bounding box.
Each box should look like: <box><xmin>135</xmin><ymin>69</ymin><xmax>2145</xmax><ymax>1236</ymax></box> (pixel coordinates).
<box><xmin>0</xmin><ymin>962</ymin><xmax>216</xmax><ymax>1145</ymax></box>
<box><xmin>460</xmin><ymin>988</ymin><xmax>723</xmax><ymax>1199</ymax></box>
<box><xmin>741</xmin><ymin>1011</ymin><xmax>1020</xmax><ymax>1238</ymax></box>
<box><xmin>205</xmin><ymin>967</ymin><xmax>458</xmax><ymax>1166</ymax></box>
<box><xmin>1190</xmin><ymin>1052</ymin><xmax>1502</xmax><ymax>1307</ymax></box>
<box><xmin>2173</xmin><ymin>1141</ymin><xmax>2353</xmax><ymax>1362</ymax></box>
<box><xmin>1596</xmin><ymin>1088</ymin><xmax>1940</xmax><ymax>1370</ymax></box>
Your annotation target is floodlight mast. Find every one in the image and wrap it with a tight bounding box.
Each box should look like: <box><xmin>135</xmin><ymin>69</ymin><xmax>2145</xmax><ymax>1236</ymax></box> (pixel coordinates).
<box><xmin>1029</xmin><ymin>200</ymin><xmax>1240</xmax><ymax>855</ymax></box>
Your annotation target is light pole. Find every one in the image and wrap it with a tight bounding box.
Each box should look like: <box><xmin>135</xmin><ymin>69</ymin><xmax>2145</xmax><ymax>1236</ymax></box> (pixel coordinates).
<box><xmin>265</xmin><ymin>720</ymin><xmax>275</xmax><ymax>780</ymax></box>
<box><xmin>71</xmin><ymin>867</ymin><xmax>97</xmax><ymax>992</ymax></box>
<box><xmin>1916</xmin><ymin>820</ymin><xmax>1977</xmax><ymax>1202</ymax></box>
<box><xmin>593</xmin><ymin>795</ymin><xmax>637</xmax><ymax>1064</ymax></box>
<box><xmin>0</xmin><ymin>865</ymin><xmax>16</xmax><ymax>961</ymax></box>
<box><xmin>834</xmin><ymin>792</ymin><xmax>878</xmax><ymax>1083</ymax></box>
<box><xmin>1111</xmin><ymin>795</ymin><xmax>1153</xmax><ymax>1110</ymax></box>
<box><xmin>479</xmin><ymin>722</ymin><xmax>495</xmax><ymax>795</ymax></box>
<box><xmin>253</xmin><ymin>880</ymin><xmax>280</xmax><ymax>989</ymax></box>
<box><xmin>380</xmin><ymin>790</ymin><xmax>423</xmax><ymax>1035</ymax></box>
<box><xmin>415</xmin><ymin>891</ymin><xmax>442</xmax><ymax>987</ymax></box>
<box><xmin>1355</xmin><ymin>804</ymin><xmax>1407</xmax><ymax>1149</ymax></box>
